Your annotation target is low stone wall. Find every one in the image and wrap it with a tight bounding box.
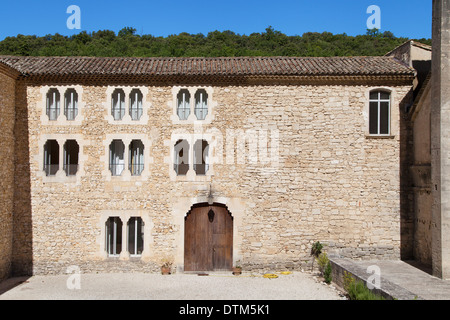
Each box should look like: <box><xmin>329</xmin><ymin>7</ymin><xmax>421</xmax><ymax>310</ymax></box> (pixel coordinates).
<box><xmin>329</xmin><ymin>257</ymin><xmax>419</xmax><ymax>300</ymax></box>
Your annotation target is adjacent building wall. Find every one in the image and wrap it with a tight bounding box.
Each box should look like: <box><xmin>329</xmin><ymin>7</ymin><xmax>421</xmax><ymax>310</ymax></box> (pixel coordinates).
<box><xmin>410</xmin><ymin>79</ymin><xmax>432</xmax><ymax>266</ymax></box>
<box><xmin>0</xmin><ymin>71</ymin><xmax>16</xmax><ymax>281</ymax></box>
<box><xmin>431</xmin><ymin>0</ymin><xmax>450</xmax><ymax>279</ymax></box>
<box><xmin>16</xmin><ymin>81</ymin><xmax>412</xmax><ymax>274</ymax></box>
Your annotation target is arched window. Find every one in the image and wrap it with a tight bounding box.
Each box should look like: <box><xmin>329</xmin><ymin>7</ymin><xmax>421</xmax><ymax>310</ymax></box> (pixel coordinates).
<box><xmin>112</xmin><ymin>89</ymin><xmax>126</xmax><ymax>120</ymax></box>
<box><xmin>193</xmin><ymin>139</ymin><xmax>209</xmax><ymax>175</ymax></box>
<box><xmin>64</xmin><ymin>89</ymin><xmax>78</xmax><ymax>120</ymax></box>
<box><xmin>177</xmin><ymin>89</ymin><xmax>190</xmax><ymax>120</ymax></box>
<box><xmin>174</xmin><ymin>139</ymin><xmax>189</xmax><ymax>175</ymax></box>
<box><xmin>43</xmin><ymin>140</ymin><xmax>59</xmax><ymax>176</ymax></box>
<box><xmin>129</xmin><ymin>140</ymin><xmax>144</xmax><ymax>176</ymax></box>
<box><xmin>105</xmin><ymin>217</ymin><xmax>122</xmax><ymax>256</ymax></box>
<box><xmin>369</xmin><ymin>90</ymin><xmax>391</xmax><ymax>135</ymax></box>
<box><xmin>63</xmin><ymin>140</ymin><xmax>79</xmax><ymax>176</ymax></box>
<box><xmin>129</xmin><ymin>89</ymin><xmax>143</xmax><ymax>121</ymax></box>
<box><xmin>194</xmin><ymin>89</ymin><xmax>208</xmax><ymax>120</ymax></box>
<box><xmin>109</xmin><ymin>140</ymin><xmax>125</xmax><ymax>176</ymax></box>
<box><xmin>46</xmin><ymin>89</ymin><xmax>60</xmax><ymax>120</ymax></box>
<box><xmin>128</xmin><ymin>217</ymin><xmax>144</xmax><ymax>256</ymax></box>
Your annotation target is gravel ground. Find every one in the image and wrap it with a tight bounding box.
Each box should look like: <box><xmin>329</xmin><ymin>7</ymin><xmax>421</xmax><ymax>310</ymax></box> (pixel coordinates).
<box><xmin>0</xmin><ymin>271</ymin><xmax>346</xmax><ymax>300</ymax></box>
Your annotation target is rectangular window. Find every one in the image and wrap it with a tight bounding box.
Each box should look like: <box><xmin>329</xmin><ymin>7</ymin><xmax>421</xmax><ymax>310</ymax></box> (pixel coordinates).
<box><xmin>128</xmin><ymin>217</ymin><xmax>144</xmax><ymax>256</ymax></box>
<box><xmin>369</xmin><ymin>91</ymin><xmax>390</xmax><ymax>135</ymax></box>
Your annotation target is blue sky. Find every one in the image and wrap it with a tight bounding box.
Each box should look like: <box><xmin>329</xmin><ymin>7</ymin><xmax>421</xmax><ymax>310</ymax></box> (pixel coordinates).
<box><xmin>0</xmin><ymin>0</ymin><xmax>432</xmax><ymax>41</ymax></box>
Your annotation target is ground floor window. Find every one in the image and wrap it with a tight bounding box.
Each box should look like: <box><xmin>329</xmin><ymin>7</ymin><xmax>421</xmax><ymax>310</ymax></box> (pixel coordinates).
<box><xmin>128</xmin><ymin>217</ymin><xmax>144</xmax><ymax>256</ymax></box>
<box><xmin>105</xmin><ymin>217</ymin><xmax>122</xmax><ymax>256</ymax></box>
<box><xmin>105</xmin><ymin>216</ymin><xmax>145</xmax><ymax>257</ymax></box>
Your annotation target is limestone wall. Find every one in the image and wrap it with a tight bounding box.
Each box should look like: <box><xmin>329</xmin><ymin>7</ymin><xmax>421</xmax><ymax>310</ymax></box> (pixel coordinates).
<box><xmin>0</xmin><ymin>72</ymin><xmax>16</xmax><ymax>281</ymax></box>
<box><xmin>15</xmin><ymin>82</ymin><xmax>412</xmax><ymax>274</ymax></box>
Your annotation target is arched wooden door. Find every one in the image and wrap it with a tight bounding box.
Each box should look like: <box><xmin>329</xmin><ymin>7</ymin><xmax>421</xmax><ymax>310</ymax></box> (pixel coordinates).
<box><xmin>184</xmin><ymin>204</ymin><xmax>233</xmax><ymax>271</ymax></box>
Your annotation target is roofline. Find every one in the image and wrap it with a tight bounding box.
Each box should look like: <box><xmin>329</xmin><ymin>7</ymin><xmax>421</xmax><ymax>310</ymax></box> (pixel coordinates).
<box><xmin>0</xmin><ymin>60</ymin><xmax>22</xmax><ymax>79</ymax></box>
<box><xmin>0</xmin><ymin>55</ymin><xmax>416</xmax><ymax>84</ymax></box>
<box><xmin>385</xmin><ymin>40</ymin><xmax>432</xmax><ymax>57</ymax></box>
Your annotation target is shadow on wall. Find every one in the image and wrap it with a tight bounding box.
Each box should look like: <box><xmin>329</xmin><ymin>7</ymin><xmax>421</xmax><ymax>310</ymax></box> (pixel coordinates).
<box><xmin>400</xmin><ymin>88</ymin><xmax>415</xmax><ymax>262</ymax></box>
<box><xmin>12</xmin><ymin>82</ymin><xmax>33</xmax><ymax>276</ymax></box>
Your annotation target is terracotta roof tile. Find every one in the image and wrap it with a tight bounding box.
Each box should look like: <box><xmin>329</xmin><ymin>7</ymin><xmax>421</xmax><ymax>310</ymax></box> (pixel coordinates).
<box><xmin>0</xmin><ymin>56</ymin><xmax>415</xmax><ymax>80</ymax></box>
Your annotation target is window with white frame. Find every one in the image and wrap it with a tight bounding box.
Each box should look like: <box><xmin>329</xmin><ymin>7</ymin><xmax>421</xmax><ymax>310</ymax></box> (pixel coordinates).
<box><xmin>129</xmin><ymin>140</ymin><xmax>144</xmax><ymax>176</ymax></box>
<box><xmin>112</xmin><ymin>89</ymin><xmax>126</xmax><ymax>120</ymax></box>
<box><xmin>64</xmin><ymin>89</ymin><xmax>78</xmax><ymax>121</ymax></box>
<box><xmin>127</xmin><ymin>217</ymin><xmax>144</xmax><ymax>256</ymax></box>
<box><xmin>109</xmin><ymin>140</ymin><xmax>125</xmax><ymax>176</ymax></box>
<box><xmin>105</xmin><ymin>217</ymin><xmax>122</xmax><ymax>256</ymax></box>
<box><xmin>63</xmin><ymin>140</ymin><xmax>79</xmax><ymax>176</ymax></box>
<box><xmin>369</xmin><ymin>90</ymin><xmax>391</xmax><ymax>135</ymax></box>
<box><xmin>176</xmin><ymin>89</ymin><xmax>191</xmax><ymax>120</ymax></box>
<box><xmin>46</xmin><ymin>89</ymin><xmax>60</xmax><ymax>121</ymax></box>
<box><xmin>129</xmin><ymin>89</ymin><xmax>143</xmax><ymax>121</ymax></box>
<box><xmin>43</xmin><ymin>140</ymin><xmax>59</xmax><ymax>176</ymax></box>
<box><xmin>174</xmin><ymin>139</ymin><xmax>189</xmax><ymax>175</ymax></box>
<box><xmin>194</xmin><ymin>89</ymin><xmax>208</xmax><ymax>120</ymax></box>
<box><xmin>193</xmin><ymin>139</ymin><xmax>209</xmax><ymax>175</ymax></box>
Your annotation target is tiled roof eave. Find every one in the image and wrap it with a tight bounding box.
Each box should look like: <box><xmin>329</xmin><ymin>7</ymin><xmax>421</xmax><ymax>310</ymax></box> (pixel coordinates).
<box><xmin>15</xmin><ymin>73</ymin><xmax>415</xmax><ymax>86</ymax></box>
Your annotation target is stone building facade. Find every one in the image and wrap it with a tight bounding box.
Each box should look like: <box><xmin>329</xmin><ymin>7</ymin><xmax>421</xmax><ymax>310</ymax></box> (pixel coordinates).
<box><xmin>0</xmin><ymin>55</ymin><xmax>417</xmax><ymax>279</ymax></box>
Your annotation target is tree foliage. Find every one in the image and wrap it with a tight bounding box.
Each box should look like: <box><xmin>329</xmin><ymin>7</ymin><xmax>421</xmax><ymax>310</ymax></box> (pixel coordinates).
<box><xmin>0</xmin><ymin>26</ymin><xmax>431</xmax><ymax>57</ymax></box>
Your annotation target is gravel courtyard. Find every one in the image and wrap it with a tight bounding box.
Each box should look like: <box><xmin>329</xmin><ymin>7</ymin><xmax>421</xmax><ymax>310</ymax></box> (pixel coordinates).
<box><xmin>0</xmin><ymin>271</ymin><xmax>345</xmax><ymax>300</ymax></box>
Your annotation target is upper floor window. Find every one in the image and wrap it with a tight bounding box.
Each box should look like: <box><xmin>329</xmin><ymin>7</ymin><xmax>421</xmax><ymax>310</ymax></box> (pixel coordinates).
<box><xmin>43</xmin><ymin>140</ymin><xmax>59</xmax><ymax>176</ymax></box>
<box><xmin>64</xmin><ymin>89</ymin><xmax>78</xmax><ymax>121</ymax></box>
<box><xmin>193</xmin><ymin>139</ymin><xmax>209</xmax><ymax>175</ymax></box>
<box><xmin>109</xmin><ymin>140</ymin><xmax>125</xmax><ymax>176</ymax></box>
<box><xmin>194</xmin><ymin>89</ymin><xmax>208</xmax><ymax>120</ymax></box>
<box><xmin>63</xmin><ymin>140</ymin><xmax>79</xmax><ymax>176</ymax></box>
<box><xmin>112</xmin><ymin>89</ymin><xmax>126</xmax><ymax>121</ymax></box>
<box><xmin>129</xmin><ymin>89</ymin><xmax>143</xmax><ymax>121</ymax></box>
<box><xmin>174</xmin><ymin>139</ymin><xmax>189</xmax><ymax>176</ymax></box>
<box><xmin>129</xmin><ymin>140</ymin><xmax>144</xmax><ymax>176</ymax></box>
<box><xmin>177</xmin><ymin>89</ymin><xmax>191</xmax><ymax>120</ymax></box>
<box><xmin>46</xmin><ymin>89</ymin><xmax>60</xmax><ymax>121</ymax></box>
<box><xmin>369</xmin><ymin>90</ymin><xmax>390</xmax><ymax>135</ymax></box>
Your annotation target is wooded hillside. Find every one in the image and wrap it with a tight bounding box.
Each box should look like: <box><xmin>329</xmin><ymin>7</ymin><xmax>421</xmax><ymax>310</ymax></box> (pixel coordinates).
<box><xmin>0</xmin><ymin>27</ymin><xmax>431</xmax><ymax>57</ymax></box>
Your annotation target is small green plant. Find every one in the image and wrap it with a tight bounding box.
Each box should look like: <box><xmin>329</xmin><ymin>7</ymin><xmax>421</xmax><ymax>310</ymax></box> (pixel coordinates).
<box><xmin>310</xmin><ymin>241</ymin><xmax>323</xmax><ymax>272</ymax></box>
<box><xmin>316</xmin><ymin>252</ymin><xmax>329</xmax><ymax>275</ymax></box>
<box><xmin>311</xmin><ymin>241</ymin><xmax>323</xmax><ymax>258</ymax></box>
<box><xmin>343</xmin><ymin>271</ymin><xmax>385</xmax><ymax>300</ymax></box>
<box><xmin>323</xmin><ymin>262</ymin><xmax>332</xmax><ymax>284</ymax></box>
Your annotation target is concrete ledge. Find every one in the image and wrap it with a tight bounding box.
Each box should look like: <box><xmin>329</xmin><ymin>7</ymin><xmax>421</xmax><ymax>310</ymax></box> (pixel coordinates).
<box><xmin>329</xmin><ymin>257</ymin><xmax>421</xmax><ymax>300</ymax></box>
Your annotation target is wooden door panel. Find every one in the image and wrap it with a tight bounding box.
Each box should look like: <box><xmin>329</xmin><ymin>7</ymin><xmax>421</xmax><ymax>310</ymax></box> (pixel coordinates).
<box><xmin>185</xmin><ymin>205</ymin><xmax>233</xmax><ymax>271</ymax></box>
